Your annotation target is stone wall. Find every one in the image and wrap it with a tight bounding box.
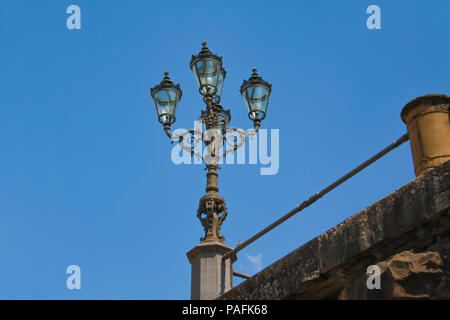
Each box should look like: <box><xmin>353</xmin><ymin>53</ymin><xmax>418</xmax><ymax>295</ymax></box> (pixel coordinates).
<box><xmin>219</xmin><ymin>160</ymin><xmax>450</xmax><ymax>300</ymax></box>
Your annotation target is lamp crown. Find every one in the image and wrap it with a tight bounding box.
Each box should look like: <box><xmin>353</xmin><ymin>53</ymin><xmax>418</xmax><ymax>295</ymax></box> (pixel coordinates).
<box><xmin>150</xmin><ymin>71</ymin><xmax>182</xmax><ymax>99</ymax></box>
<box><xmin>190</xmin><ymin>41</ymin><xmax>223</xmax><ymax>69</ymax></box>
<box><xmin>240</xmin><ymin>68</ymin><xmax>272</xmax><ymax>94</ymax></box>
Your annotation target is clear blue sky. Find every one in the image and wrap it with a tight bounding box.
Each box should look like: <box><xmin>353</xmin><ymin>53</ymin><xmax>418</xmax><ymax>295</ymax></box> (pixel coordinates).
<box><xmin>0</xmin><ymin>0</ymin><xmax>449</xmax><ymax>299</ymax></box>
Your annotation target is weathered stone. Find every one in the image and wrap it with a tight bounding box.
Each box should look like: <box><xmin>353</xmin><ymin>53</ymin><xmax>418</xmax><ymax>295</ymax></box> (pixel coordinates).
<box><xmin>218</xmin><ymin>160</ymin><xmax>450</xmax><ymax>300</ymax></box>
<box><xmin>339</xmin><ymin>250</ymin><xmax>447</xmax><ymax>299</ymax></box>
<box><xmin>187</xmin><ymin>241</ymin><xmax>235</xmax><ymax>300</ymax></box>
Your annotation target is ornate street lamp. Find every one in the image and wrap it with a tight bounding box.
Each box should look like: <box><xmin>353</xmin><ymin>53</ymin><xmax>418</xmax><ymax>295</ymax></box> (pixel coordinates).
<box><xmin>190</xmin><ymin>41</ymin><xmax>223</xmax><ymax>97</ymax></box>
<box><xmin>150</xmin><ymin>41</ymin><xmax>272</xmax><ymax>299</ymax></box>
<box><xmin>240</xmin><ymin>67</ymin><xmax>272</xmax><ymax>129</ymax></box>
<box><xmin>150</xmin><ymin>71</ymin><xmax>182</xmax><ymax>136</ymax></box>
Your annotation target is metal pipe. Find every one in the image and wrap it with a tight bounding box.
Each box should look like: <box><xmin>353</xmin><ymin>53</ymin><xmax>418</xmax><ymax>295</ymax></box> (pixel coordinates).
<box><xmin>232</xmin><ymin>270</ymin><xmax>251</xmax><ymax>280</ymax></box>
<box><xmin>223</xmin><ymin>133</ymin><xmax>409</xmax><ymax>262</ymax></box>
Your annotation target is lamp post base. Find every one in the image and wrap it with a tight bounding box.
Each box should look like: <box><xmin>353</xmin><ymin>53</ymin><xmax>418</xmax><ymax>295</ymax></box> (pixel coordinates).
<box><xmin>187</xmin><ymin>241</ymin><xmax>236</xmax><ymax>300</ymax></box>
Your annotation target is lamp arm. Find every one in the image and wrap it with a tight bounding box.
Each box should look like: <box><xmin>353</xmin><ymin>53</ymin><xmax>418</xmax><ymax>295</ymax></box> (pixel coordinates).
<box><xmin>253</xmin><ymin>119</ymin><xmax>261</xmax><ymax>133</ymax></box>
<box><xmin>162</xmin><ymin>123</ymin><xmax>204</xmax><ymax>160</ymax></box>
<box><xmin>162</xmin><ymin>118</ymin><xmax>261</xmax><ymax>162</ymax></box>
<box><xmin>163</xmin><ymin>124</ymin><xmax>173</xmax><ymax>139</ymax></box>
<box><xmin>222</xmin><ymin>121</ymin><xmax>261</xmax><ymax>157</ymax></box>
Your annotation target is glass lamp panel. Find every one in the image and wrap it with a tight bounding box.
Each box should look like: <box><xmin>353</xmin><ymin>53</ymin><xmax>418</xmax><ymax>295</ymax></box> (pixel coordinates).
<box><xmin>217</xmin><ymin>113</ymin><xmax>229</xmax><ymax>133</ymax></box>
<box><xmin>154</xmin><ymin>88</ymin><xmax>179</xmax><ymax>124</ymax></box>
<box><xmin>193</xmin><ymin>59</ymin><xmax>220</xmax><ymax>96</ymax></box>
<box><xmin>212</xmin><ymin>69</ymin><xmax>225</xmax><ymax>103</ymax></box>
<box><xmin>244</xmin><ymin>85</ymin><xmax>269</xmax><ymax>120</ymax></box>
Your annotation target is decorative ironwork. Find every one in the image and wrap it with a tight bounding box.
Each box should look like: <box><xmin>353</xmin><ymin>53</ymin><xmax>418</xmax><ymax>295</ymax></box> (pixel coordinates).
<box><xmin>151</xmin><ymin>42</ymin><xmax>271</xmax><ymax>243</ymax></box>
<box><xmin>197</xmin><ymin>166</ymin><xmax>228</xmax><ymax>242</ymax></box>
